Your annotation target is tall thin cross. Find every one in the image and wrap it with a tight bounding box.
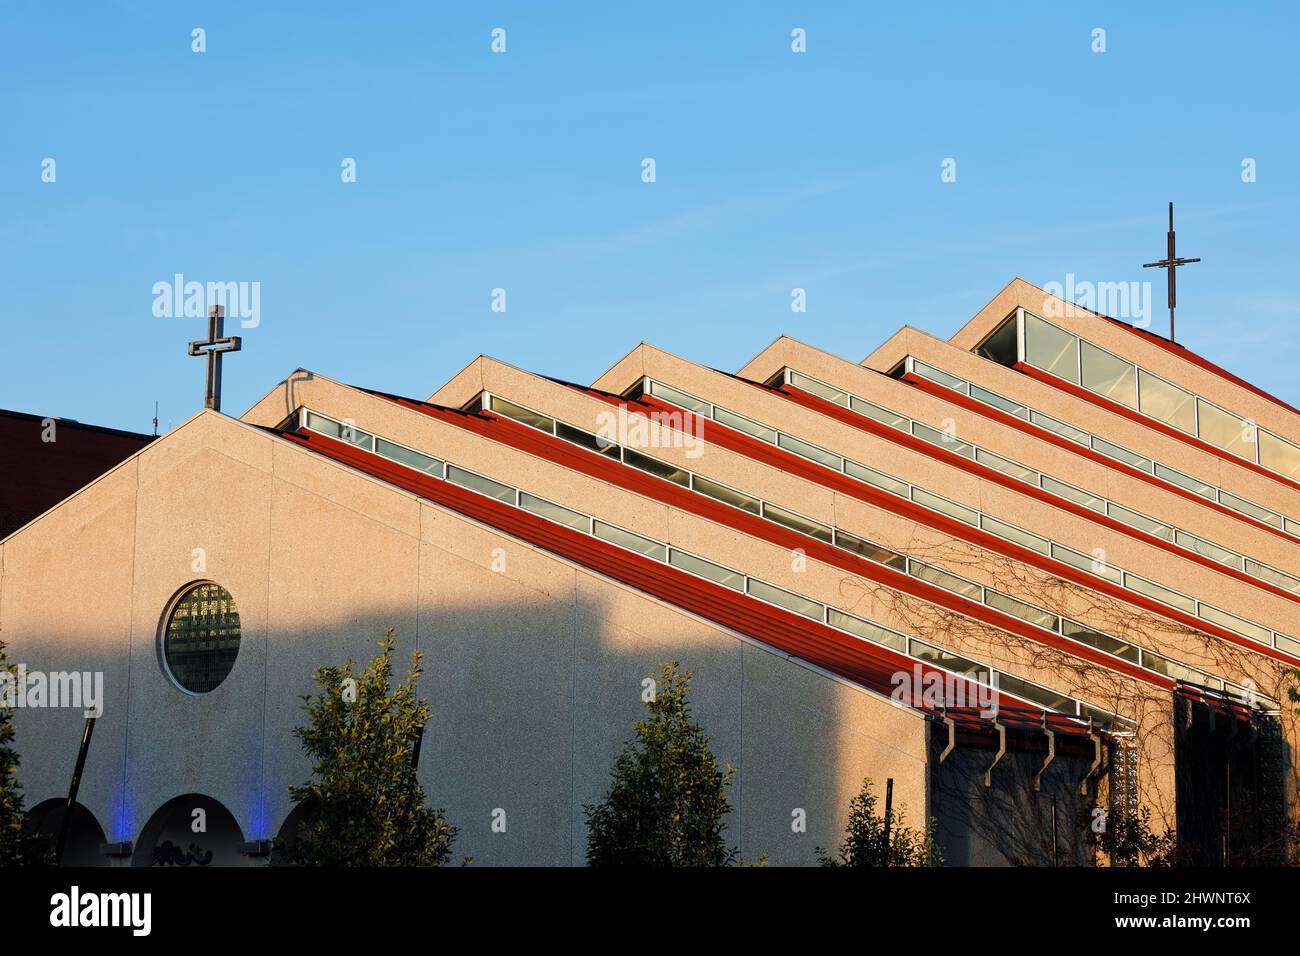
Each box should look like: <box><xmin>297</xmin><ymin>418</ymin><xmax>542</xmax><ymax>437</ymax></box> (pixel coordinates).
<box><xmin>188</xmin><ymin>305</ymin><xmax>242</xmax><ymax>412</ymax></box>
<box><xmin>1143</xmin><ymin>202</ymin><xmax>1200</xmax><ymax>342</ymax></box>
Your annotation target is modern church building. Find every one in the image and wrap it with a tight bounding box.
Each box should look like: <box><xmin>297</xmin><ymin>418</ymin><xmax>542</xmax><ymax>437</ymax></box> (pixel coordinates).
<box><xmin>4</xmin><ymin>278</ymin><xmax>1298</xmax><ymax>866</ymax></box>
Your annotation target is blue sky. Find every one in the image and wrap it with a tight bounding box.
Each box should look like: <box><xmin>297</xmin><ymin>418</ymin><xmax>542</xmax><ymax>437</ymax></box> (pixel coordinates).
<box><xmin>2</xmin><ymin>1</ymin><xmax>1296</xmax><ymax>433</ymax></box>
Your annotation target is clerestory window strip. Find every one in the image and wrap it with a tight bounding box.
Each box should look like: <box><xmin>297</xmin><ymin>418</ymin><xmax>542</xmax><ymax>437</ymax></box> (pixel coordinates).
<box><xmin>1010</xmin><ymin>309</ymin><xmax>1300</xmax><ymax>482</ymax></box>
<box><xmin>388</xmin><ymin>399</ymin><xmax>1275</xmax><ymax>707</ymax></box>
<box><xmin>296</xmin><ymin>407</ymin><xmax>1143</xmax><ymax>730</ymax></box>
<box><xmin>777</xmin><ymin>366</ymin><xmax>1300</xmax><ymax>600</ymax></box>
<box><xmin>625</xmin><ymin>380</ymin><xmax>1300</xmax><ymax>661</ymax></box>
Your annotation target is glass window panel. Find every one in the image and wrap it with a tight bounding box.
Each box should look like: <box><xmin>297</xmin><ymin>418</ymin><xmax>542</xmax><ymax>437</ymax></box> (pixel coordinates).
<box><xmin>557</xmin><ymin>421</ymin><xmax>620</xmax><ymax>457</ymax></box>
<box><xmin>1023</xmin><ymin>313</ymin><xmax>1080</xmax><ymax>383</ymax></box>
<box><xmin>1041</xmin><ymin>476</ymin><xmax>1106</xmax><ymax>512</ymax></box>
<box><xmin>1197</xmin><ymin>399</ymin><xmax>1254</xmax><ymax>458</ymax></box>
<box><xmin>746</xmin><ymin>579</ymin><xmax>823</xmax><ymax>620</ymax></box>
<box><xmin>304</xmin><ymin>410</ymin><xmax>342</xmax><ymax>438</ymax></box>
<box><xmin>1198</xmin><ymin>603</ymin><xmax>1272</xmax><ymax>644</ymax></box>
<box><xmin>1244</xmin><ymin>558</ymin><xmax>1300</xmax><ymax>594</ymax></box>
<box><xmin>624</xmin><ymin>448</ymin><xmax>690</xmax><ymax>486</ymax></box>
<box><xmin>1154</xmin><ymin>463</ymin><xmax>1215</xmax><ymax>499</ymax></box>
<box><xmin>912</xmin><ymin>361</ymin><xmax>969</xmax><ymax>393</ymax></box>
<box><xmin>776</xmin><ymin>432</ymin><xmax>843</xmax><ymax>469</ymax></box>
<box><xmin>305</xmin><ymin>411</ymin><xmax>373</xmax><ymax>450</ymax></box>
<box><xmin>912</xmin><ymin>422</ymin><xmax>973</xmax><ymax>458</ymax></box>
<box><xmin>975</xmin><ymin>314</ymin><xmax>1019</xmax><ymax>368</ymax></box>
<box><xmin>979</xmin><ymin>515</ymin><xmax>1049</xmax><ymax>553</ymax></box>
<box><xmin>446</xmin><ymin>464</ymin><xmax>516</xmax><ymax>503</ymax></box>
<box><xmin>1276</xmin><ymin>633</ymin><xmax>1300</xmax><ymax>656</ymax></box>
<box><xmin>974</xmin><ymin>448</ymin><xmax>1038</xmax><ymax>483</ymax></box>
<box><xmin>375</xmin><ymin>438</ymin><xmax>443</xmax><ymax>476</ymax></box>
<box><xmin>995</xmin><ymin>672</ymin><xmax>1074</xmax><ymax>713</ymax></box>
<box><xmin>1051</xmin><ymin>543</ymin><xmax>1123</xmax><ymax>583</ymax></box>
<box><xmin>1218</xmin><ymin>490</ymin><xmax>1283</xmax><ymax>527</ymax></box>
<box><xmin>689</xmin><ymin>475</ymin><xmax>759</xmax><ymax>513</ymax></box>
<box><xmin>713</xmin><ymin>406</ymin><xmax>777</xmax><ymax>444</ymax></box>
<box><xmin>909</xmin><ymin>561</ymin><xmax>982</xmax><ymax>599</ymax></box>
<box><xmin>969</xmin><ymin>384</ymin><xmax>1028</xmax><ymax>419</ymax></box>
<box><xmin>1062</xmin><ymin>620</ymin><xmax>1139</xmax><ymax>662</ymax></box>
<box><xmin>519</xmin><ymin>492</ymin><xmax>589</xmax><ymax>531</ymax></box>
<box><xmin>668</xmin><ymin>549</ymin><xmax>744</xmax><ymax>590</ymax></box>
<box><xmin>908</xmin><ymin>640</ymin><xmax>988</xmax><ymax>680</ymax></box>
<box><xmin>1138</xmin><ymin>370</ymin><xmax>1195</xmax><ymax>433</ymax></box>
<box><xmin>1173</xmin><ymin>530</ymin><xmax>1241</xmax><ymax>569</ymax></box>
<box><xmin>844</xmin><ymin>460</ymin><xmax>910</xmax><ymax>497</ymax></box>
<box><xmin>1029</xmin><ymin>410</ymin><xmax>1090</xmax><ymax>445</ymax></box>
<box><xmin>1123</xmin><ymin>573</ymin><xmax>1196</xmax><ymax>613</ymax></box>
<box><xmin>827</xmin><ymin>610</ymin><xmax>907</xmax><ymax>651</ymax></box>
<box><xmin>834</xmin><ymin>530</ymin><xmax>907</xmax><ymax>570</ymax></box>
<box><xmin>761</xmin><ymin>502</ymin><xmax>833</xmax><ymax>542</ymax></box>
<box><xmin>1106</xmin><ymin>502</ymin><xmax>1172</xmax><ymax>540</ymax></box>
<box><xmin>489</xmin><ymin>396</ymin><xmax>554</xmax><ymax>433</ymax></box>
<box><xmin>1286</xmin><ymin>518</ymin><xmax>1300</xmax><ymax>538</ymax></box>
<box><xmin>911</xmin><ymin>488</ymin><xmax>979</xmax><ymax>525</ymax></box>
<box><xmin>1091</xmin><ymin>436</ymin><xmax>1151</xmax><ymax>471</ymax></box>
<box><xmin>985</xmin><ymin>591</ymin><xmax>1059</xmax><ymax>630</ymax></box>
<box><xmin>1080</xmin><ymin>341</ymin><xmax>1137</xmax><ymax>408</ymax></box>
<box><xmin>788</xmin><ymin>371</ymin><xmax>848</xmax><ymax>406</ymax></box>
<box><xmin>1259</xmin><ymin>431</ymin><xmax>1300</xmax><ymax>479</ymax></box>
<box><xmin>593</xmin><ymin>520</ymin><xmax>667</xmax><ymax>561</ymax></box>
<box><xmin>849</xmin><ymin>395</ymin><xmax>909</xmax><ymax>430</ymax></box>
<box><xmin>690</xmin><ymin>475</ymin><xmax>760</xmax><ymax>514</ymax></box>
<box><xmin>648</xmin><ymin>381</ymin><xmax>710</xmax><ymax>415</ymax></box>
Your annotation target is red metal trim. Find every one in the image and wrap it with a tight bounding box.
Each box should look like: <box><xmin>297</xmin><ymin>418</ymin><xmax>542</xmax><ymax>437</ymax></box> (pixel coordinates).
<box><xmin>898</xmin><ymin>371</ymin><xmax>1298</xmax><ymax>546</ymax></box>
<box><xmin>277</xmin><ymin>427</ymin><xmax>1074</xmax><ymax>718</ymax></box>
<box><xmin>1102</xmin><ymin>316</ymin><xmax>1300</xmax><ymax>419</ymax></box>
<box><xmin>358</xmin><ymin>389</ymin><xmax>1290</xmax><ymax>686</ymax></box>
<box><xmin>542</xmin><ymin>385</ymin><xmax>1300</xmax><ymax>670</ymax></box>
<box><xmin>770</xmin><ymin>378</ymin><xmax>1300</xmax><ymax>605</ymax></box>
<box><xmin>1014</xmin><ymin>361</ymin><xmax>1300</xmax><ymax>496</ymax></box>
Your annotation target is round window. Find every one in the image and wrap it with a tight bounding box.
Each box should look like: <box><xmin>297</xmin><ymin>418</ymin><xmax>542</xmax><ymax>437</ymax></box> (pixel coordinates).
<box><xmin>162</xmin><ymin>582</ymin><xmax>241</xmax><ymax>693</ymax></box>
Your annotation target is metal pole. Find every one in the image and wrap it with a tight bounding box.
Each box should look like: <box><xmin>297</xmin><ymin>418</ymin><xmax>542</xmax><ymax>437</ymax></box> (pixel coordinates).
<box><xmin>883</xmin><ymin>777</ymin><xmax>893</xmax><ymax>862</ymax></box>
<box><xmin>54</xmin><ymin>716</ymin><xmax>96</xmax><ymax>865</ymax></box>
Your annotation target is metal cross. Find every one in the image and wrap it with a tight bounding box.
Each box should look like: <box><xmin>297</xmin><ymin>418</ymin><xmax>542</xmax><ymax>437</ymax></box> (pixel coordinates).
<box><xmin>188</xmin><ymin>305</ymin><xmax>242</xmax><ymax>412</ymax></box>
<box><xmin>1143</xmin><ymin>202</ymin><xmax>1200</xmax><ymax>343</ymax></box>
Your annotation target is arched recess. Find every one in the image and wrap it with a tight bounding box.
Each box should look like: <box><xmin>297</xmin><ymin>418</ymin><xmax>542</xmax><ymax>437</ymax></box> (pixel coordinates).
<box><xmin>27</xmin><ymin>799</ymin><xmax>108</xmax><ymax>867</ymax></box>
<box><xmin>131</xmin><ymin>793</ymin><xmax>247</xmax><ymax>867</ymax></box>
<box><xmin>270</xmin><ymin>796</ymin><xmax>319</xmax><ymax>866</ymax></box>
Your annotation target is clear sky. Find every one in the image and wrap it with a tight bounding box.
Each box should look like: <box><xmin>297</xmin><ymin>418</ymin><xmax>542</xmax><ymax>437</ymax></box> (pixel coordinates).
<box><xmin>2</xmin><ymin>1</ymin><xmax>1296</xmax><ymax>434</ymax></box>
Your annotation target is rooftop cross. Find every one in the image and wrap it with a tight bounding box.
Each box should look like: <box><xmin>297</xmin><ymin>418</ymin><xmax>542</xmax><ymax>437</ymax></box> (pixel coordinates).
<box><xmin>188</xmin><ymin>305</ymin><xmax>242</xmax><ymax>412</ymax></box>
<box><xmin>1142</xmin><ymin>202</ymin><xmax>1200</xmax><ymax>343</ymax></box>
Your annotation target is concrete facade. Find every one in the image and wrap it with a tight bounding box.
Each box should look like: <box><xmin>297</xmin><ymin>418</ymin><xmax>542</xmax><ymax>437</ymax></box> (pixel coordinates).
<box><xmin>4</xmin><ymin>278</ymin><xmax>1296</xmax><ymax>865</ymax></box>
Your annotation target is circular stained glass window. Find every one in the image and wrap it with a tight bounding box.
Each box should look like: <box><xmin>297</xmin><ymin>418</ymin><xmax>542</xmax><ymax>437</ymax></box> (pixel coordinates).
<box><xmin>162</xmin><ymin>582</ymin><xmax>241</xmax><ymax>693</ymax></box>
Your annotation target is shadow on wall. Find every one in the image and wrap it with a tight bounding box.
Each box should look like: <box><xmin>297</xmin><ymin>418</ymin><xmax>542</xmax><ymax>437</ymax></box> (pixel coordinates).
<box><xmin>28</xmin><ymin>799</ymin><xmax>108</xmax><ymax>867</ymax></box>
<box><xmin>15</xmin><ymin>566</ymin><xmax>1110</xmax><ymax>867</ymax></box>
<box><xmin>931</xmin><ymin>737</ymin><xmax>1101</xmax><ymax>867</ymax></box>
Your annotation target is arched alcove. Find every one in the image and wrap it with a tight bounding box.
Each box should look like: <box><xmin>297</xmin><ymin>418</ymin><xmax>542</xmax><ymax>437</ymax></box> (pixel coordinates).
<box><xmin>269</xmin><ymin>796</ymin><xmax>320</xmax><ymax>866</ymax></box>
<box><xmin>27</xmin><ymin>799</ymin><xmax>108</xmax><ymax>867</ymax></box>
<box><xmin>131</xmin><ymin>793</ymin><xmax>247</xmax><ymax>867</ymax></box>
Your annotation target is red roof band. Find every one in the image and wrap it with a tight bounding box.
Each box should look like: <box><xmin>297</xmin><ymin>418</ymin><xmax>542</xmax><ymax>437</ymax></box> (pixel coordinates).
<box><xmin>278</xmin><ymin>426</ymin><xmax>1093</xmax><ymax>733</ymax></box>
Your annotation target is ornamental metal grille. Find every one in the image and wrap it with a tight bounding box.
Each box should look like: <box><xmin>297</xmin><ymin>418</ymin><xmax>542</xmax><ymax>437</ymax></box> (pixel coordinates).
<box><xmin>163</xmin><ymin>583</ymin><xmax>241</xmax><ymax>693</ymax></box>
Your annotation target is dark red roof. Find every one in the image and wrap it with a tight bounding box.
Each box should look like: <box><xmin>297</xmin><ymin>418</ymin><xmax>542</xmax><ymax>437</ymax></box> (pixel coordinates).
<box><xmin>0</xmin><ymin>409</ymin><xmax>153</xmax><ymax>539</ymax></box>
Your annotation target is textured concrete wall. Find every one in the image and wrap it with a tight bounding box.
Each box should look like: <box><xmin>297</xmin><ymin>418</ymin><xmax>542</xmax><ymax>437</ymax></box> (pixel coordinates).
<box><xmin>0</xmin><ymin>410</ymin><xmax>930</xmax><ymax>866</ymax></box>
